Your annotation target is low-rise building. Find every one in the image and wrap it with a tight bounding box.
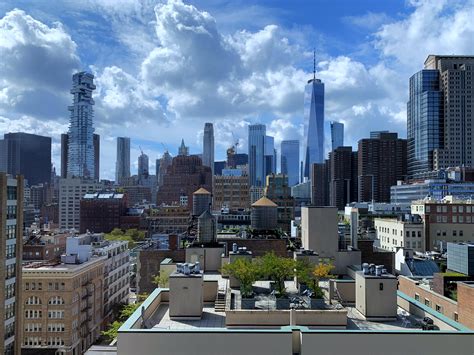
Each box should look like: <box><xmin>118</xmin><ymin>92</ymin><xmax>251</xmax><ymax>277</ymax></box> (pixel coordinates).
<box><xmin>79</xmin><ymin>192</ymin><xmax>128</xmax><ymax>233</ymax></box>
<box><xmin>374</xmin><ymin>215</ymin><xmax>424</xmax><ymax>252</ymax></box>
<box><xmin>147</xmin><ymin>206</ymin><xmax>190</xmax><ymax>235</ymax></box>
<box><xmin>213</xmin><ymin>174</ymin><xmax>249</xmax><ymax>211</ymax></box>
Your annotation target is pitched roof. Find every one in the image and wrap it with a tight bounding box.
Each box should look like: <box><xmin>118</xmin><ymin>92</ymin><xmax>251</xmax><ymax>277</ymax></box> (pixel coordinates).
<box><xmin>251</xmin><ymin>196</ymin><xmax>277</xmax><ymax>207</ymax></box>
<box><xmin>193</xmin><ymin>187</ymin><xmax>211</xmax><ymax>195</ymax></box>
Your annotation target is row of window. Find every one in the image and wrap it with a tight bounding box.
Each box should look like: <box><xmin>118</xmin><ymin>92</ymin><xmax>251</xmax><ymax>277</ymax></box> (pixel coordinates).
<box><xmin>24</xmin><ymin>310</ymin><xmax>65</xmax><ymax>319</ymax></box>
<box><xmin>414</xmin><ymin>293</ymin><xmax>459</xmax><ymax>322</ymax></box>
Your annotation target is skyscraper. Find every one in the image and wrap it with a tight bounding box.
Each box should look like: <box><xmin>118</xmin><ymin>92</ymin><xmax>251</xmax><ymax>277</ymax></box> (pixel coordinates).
<box><xmin>0</xmin><ymin>132</ymin><xmax>51</xmax><ymax>185</ymax></box>
<box><xmin>116</xmin><ymin>137</ymin><xmax>131</xmax><ymax>184</ymax></box>
<box><xmin>157</xmin><ymin>150</ymin><xmax>172</xmax><ymax>187</ymax></box>
<box><xmin>303</xmin><ymin>58</ymin><xmax>325</xmax><ymax>178</ymax></box>
<box><xmin>66</xmin><ymin>72</ymin><xmax>96</xmax><ymax>179</ymax></box>
<box><xmin>138</xmin><ymin>151</ymin><xmax>149</xmax><ymax>179</ymax></box>
<box><xmin>281</xmin><ymin>140</ymin><xmax>300</xmax><ymax>186</ymax></box>
<box><xmin>93</xmin><ymin>133</ymin><xmax>100</xmax><ymax>180</ymax></box>
<box><xmin>202</xmin><ymin>122</ymin><xmax>215</xmax><ymax>175</ymax></box>
<box><xmin>0</xmin><ymin>173</ymin><xmax>23</xmax><ymax>355</ymax></box>
<box><xmin>358</xmin><ymin>132</ymin><xmax>407</xmax><ymax>203</ymax></box>
<box><xmin>329</xmin><ymin>147</ymin><xmax>358</xmax><ymax>210</ymax></box>
<box><xmin>264</xmin><ymin>135</ymin><xmax>276</xmax><ymax>177</ymax></box>
<box><xmin>178</xmin><ymin>139</ymin><xmax>189</xmax><ymax>156</ymax></box>
<box><xmin>248</xmin><ymin>124</ymin><xmax>266</xmax><ymax>187</ymax></box>
<box><xmin>407</xmin><ymin>55</ymin><xmax>474</xmax><ymax>177</ymax></box>
<box><xmin>330</xmin><ymin>121</ymin><xmax>344</xmax><ymax>151</ymax></box>
<box><xmin>60</xmin><ymin>133</ymin><xmax>69</xmax><ymax>179</ymax></box>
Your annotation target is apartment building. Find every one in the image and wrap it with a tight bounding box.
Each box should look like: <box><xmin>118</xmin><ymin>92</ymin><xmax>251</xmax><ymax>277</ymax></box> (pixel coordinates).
<box><xmin>213</xmin><ymin>174</ymin><xmax>250</xmax><ymax>211</ymax></box>
<box><xmin>375</xmin><ymin>215</ymin><xmax>425</xmax><ymax>252</ymax></box>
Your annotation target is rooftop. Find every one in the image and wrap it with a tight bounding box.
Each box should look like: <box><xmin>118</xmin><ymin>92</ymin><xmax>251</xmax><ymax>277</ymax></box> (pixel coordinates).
<box><xmin>194</xmin><ymin>187</ymin><xmax>211</xmax><ymax>195</ymax></box>
<box><xmin>251</xmin><ymin>196</ymin><xmax>278</xmax><ymax>207</ymax></box>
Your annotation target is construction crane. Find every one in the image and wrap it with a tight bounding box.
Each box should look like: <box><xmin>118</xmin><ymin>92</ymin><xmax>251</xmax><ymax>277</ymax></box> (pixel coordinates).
<box><xmin>160</xmin><ymin>142</ymin><xmax>168</xmax><ymax>152</ymax></box>
<box><xmin>231</xmin><ymin>132</ymin><xmax>239</xmax><ymax>153</ymax></box>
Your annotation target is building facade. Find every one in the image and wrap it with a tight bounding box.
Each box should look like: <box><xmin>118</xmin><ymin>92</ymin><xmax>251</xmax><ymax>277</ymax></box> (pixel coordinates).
<box><xmin>280</xmin><ymin>140</ymin><xmax>299</xmax><ymax>187</ymax></box>
<box><xmin>375</xmin><ymin>217</ymin><xmax>425</xmax><ymax>252</ymax></box>
<box><xmin>79</xmin><ymin>192</ymin><xmax>128</xmax><ymax>233</ymax></box>
<box><xmin>115</xmin><ymin>137</ymin><xmax>130</xmax><ymax>185</ymax></box>
<box><xmin>67</xmin><ymin>72</ymin><xmax>96</xmax><ymax>179</ymax></box>
<box><xmin>264</xmin><ymin>135</ymin><xmax>276</xmax><ymax>178</ymax></box>
<box><xmin>358</xmin><ymin>132</ymin><xmax>407</xmax><ymax>203</ymax></box>
<box><xmin>329</xmin><ymin>147</ymin><xmax>358</xmax><ymax>210</ymax></box>
<box><xmin>138</xmin><ymin>152</ymin><xmax>149</xmax><ymax>180</ymax></box>
<box><xmin>248</xmin><ymin>124</ymin><xmax>266</xmax><ymax>187</ymax></box>
<box><xmin>303</xmin><ymin>76</ymin><xmax>325</xmax><ymax>178</ymax></box>
<box><xmin>0</xmin><ymin>133</ymin><xmax>52</xmax><ymax>186</ymax></box>
<box><xmin>311</xmin><ymin>161</ymin><xmax>330</xmax><ymax>206</ymax></box>
<box><xmin>202</xmin><ymin>123</ymin><xmax>215</xmax><ymax>176</ymax></box>
<box><xmin>0</xmin><ymin>174</ymin><xmax>24</xmax><ymax>355</ymax></box>
<box><xmin>330</xmin><ymin>121</ymin><xmax>344</xmax><ymax>151</ymax></box>
<box><xmin>213</xmin><ymin>174</ymin><xmax>250</xmax><ymax>211</ymax></box>
<box><xmin>264</xmin><ymin>174</ymin><xmax>294</xmax><ymax>233</ymax></box>
<box><xmin>59</xmin><ymin>178</ymin><xmax>104</xmax><ymax>231</ymax></box>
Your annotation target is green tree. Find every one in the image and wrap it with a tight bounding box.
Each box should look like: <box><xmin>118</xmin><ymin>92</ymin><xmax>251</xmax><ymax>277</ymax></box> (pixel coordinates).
<box><xmin>222</xmin><ymin>258</ymin><xmax>260</xmax><ymax>297</ymax></box>
<box><xmin>153</xmin><ymin>269</ymin><xmax>171</xmax><ymax>288</ymax></box>
<box><xmin>260</xmin><ymin>252</ymin><xmax>296</xmax><ymax>296</ymax></box>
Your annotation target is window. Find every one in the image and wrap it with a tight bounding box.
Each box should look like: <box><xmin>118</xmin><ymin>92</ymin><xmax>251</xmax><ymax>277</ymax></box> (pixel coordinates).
<box><xmin>48</xmin><ymin>296</ymin><xmax>65</xmax><ymax>305</ymax></box>
<box><xmin>26</xmin><ymin>296</ymin><xmax>42</xmax><ymax>305</ymax></box>
<box><xmin>453</xmin><ymin>216</ymin><xmax>457</xmax><ymax>223</ymax></box>
<box><xmin>436</xmin><ymin>304</ymin><xmax>443</xmax><ymax>313</ymax></box>
<box><xmin>415</xmin><ymin>293</ymin><xmax>420</xmax><ymax>301</ymax></box>
<box><xmin>48</xmin><ymin>310</ymin><xmax>64</xmax><ymax>319</ymax></box>
<box><xmin>454</xmin><ymin>312</ymin><xmax>459</xmax><ymax>322</ymax></box>
<box><xmin>5</xmin><ymin>302</ymin><xmax>15</xmax><ymax>320</ymax></box>
<box><xmin>453</xmin><ymin>206</ymin><xmax>458</xmax><ymax>213</ymax></box>
<box><xmin>425</xmin><ymin>299</ymin><xmax>431</xmax><ymax>307</ymax></box>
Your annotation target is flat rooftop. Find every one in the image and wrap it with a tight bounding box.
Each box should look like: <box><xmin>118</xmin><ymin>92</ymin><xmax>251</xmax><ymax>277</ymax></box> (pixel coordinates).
<box><xmin>150</xmin><ymin>305</ymin><xmax>225</xmax><ymax>330</ymax></box>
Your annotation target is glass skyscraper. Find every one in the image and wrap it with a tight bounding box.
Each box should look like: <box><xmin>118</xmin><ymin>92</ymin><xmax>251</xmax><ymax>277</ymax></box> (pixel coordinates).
<box><xmin>67</xmin><ymin>72</ymin><xmax>96</xmax><ymax>178</ymax></box>
<box><xmin>281</xmin><ymin>140</ymin><xmax>299</xmax><ymax>186</ymax></box>
<box><xmin>407</xmin><ymin>69</ymin><xmax>442</xmax><ymax>177</ymax></box>
<box><xmin>303</xmin><ymin>77</ymin><xmax>325</xmax><ymax>178</ymax></box>
<box><xmin>248</xmin><ymin>124</ymin><xmax>266</xmax><ymax>187</ymax></box>
<box><xmin>330</xmin><ymin>121</ymin><xmax>344</xmax><ymax>151</ymax></box>
<box><xmin>116</xmin><ymin>137</ymin><xmax>130</xmax><ymax>184</ymax></box>
<box><xmin>264</xmin><ymin>135</ymin><xmax>276</xmax><ymax>178</ymax></box>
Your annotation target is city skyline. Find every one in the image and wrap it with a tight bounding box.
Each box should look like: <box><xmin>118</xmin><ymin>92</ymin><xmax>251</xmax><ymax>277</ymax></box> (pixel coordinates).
<box><xmin>0</xmin><ymin>0</ymin><xmax>472</xmax><ymax>181</ymax></box>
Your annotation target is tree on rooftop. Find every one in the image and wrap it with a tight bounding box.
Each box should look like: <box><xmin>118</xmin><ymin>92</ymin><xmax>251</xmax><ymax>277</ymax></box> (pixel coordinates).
<box><xmin>222</xmin><ymin>258</ymin><xmax>260</xmax><ymax>297</ymax></box>
<box><xmin>260</xmin><ymin>252</ymin><xmax>296</xmax><ymax>296</ymax></box>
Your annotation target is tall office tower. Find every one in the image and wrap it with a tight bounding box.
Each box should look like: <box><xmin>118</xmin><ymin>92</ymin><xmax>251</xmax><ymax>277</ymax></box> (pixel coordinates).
<box><xmin>155</xmin><ymin>159</ymin><xmax>160</xmax><ymax>177</ymax></box>
<box><xmin>93</xmin><ymin>133</ymin><xmax>100</xmax><ymax>180</ymax></box>
<box><xmin>138</xmin><ymin>151</ymin><xmax>149</xmax><ymax>179</ymax></box>
<box><xmin>202</xmin><ymin>123</ymin><xmax>215</xmax><ymax>175</ymax></box>
<box><xmin>311</xmin><ymin>161</ymin><xmax>330</xmax><ymax>206</ymax></box>
<box><xmin>248</xmin><ymin>124</ymin><xmax>266</xmax><ymax>187</ymax></box>
<box><xmin>330</xmin><ymin>121</ymin><xmax>344</xmax><ymax>151</ymax></box>
<box><xmin>329</xmin><ymin>147</ymin><xmax>358</xmax><ymax>210</ymax></box>
<box><xmin>0</xmin><ymin>173</ymin><xmax>23</xmax><ymax>355</ymax></box>
<box><xmin>178</xmin><ymin>139</ymin><xmax>189</xmax><ymax>156</ymax></box>
<box><xmin>60</xmin><ymin>133</ymin><xmax>69</xmax><ymax>178</ymax></box>
<box><xmin>281</xmin><ymin>140</ymin><xmax>300</xmax><ymax>186</ymax></box>
<box><xmin>264</xmin><ymin>135</ymin><xmax>276</xmax><ymax>177</ymax></box>
<box><xmin>157</xmin><ymin>150</ymin><xmax>172</xmax><ymax>187</ymax></box>
<box><xmin>0</xmin><ymin>132</ymin><xmax>51</xmax><ymax>185</ymax></box>
<box><xmin>116</xmin><ymin>137</ymin><xmax>131</xmax><ymax>184</ymax></box>
<box><xmin>358</xmin><ymin>132</ymin><xmax>407</xmax><ymax>203</ymax></box>
<box><xmin>66</xmin><ymin>72</ymin><xmax>96</xmax><ymax>179</ymax></box>
<box><xmin>408</xmin><ymin>55</ymin><xmax>474</xmax><ymax>177</ymax></box>
<box><xmin>303</xmin><ymin>56</ymin><xmax>325</xmax><ymax>178</ymax></box>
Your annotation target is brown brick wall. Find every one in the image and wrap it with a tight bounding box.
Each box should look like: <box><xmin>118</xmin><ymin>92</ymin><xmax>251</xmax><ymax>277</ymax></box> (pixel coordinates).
<box><xmin>458</xmin><ymin>283</ymin><xmax>474</xmax><ymax>329</ymax></box>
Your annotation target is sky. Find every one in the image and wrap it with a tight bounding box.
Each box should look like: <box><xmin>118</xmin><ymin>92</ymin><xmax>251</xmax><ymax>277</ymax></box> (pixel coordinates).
<box><xmin>0</xmin><ymin>0</ymin><xmax>473</xmax><ymax>180</ymax></box>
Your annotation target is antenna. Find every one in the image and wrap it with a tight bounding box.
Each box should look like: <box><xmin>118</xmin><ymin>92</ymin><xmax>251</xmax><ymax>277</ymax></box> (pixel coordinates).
<box><xmin>139</xmin><ymin>146</ymin><xmax>143</xmax><ymax>155</ymax></box>
<box><xmin>313</xmin><ymin>49</ymin><xmax>316</xmax><ymax>80</ymax></box>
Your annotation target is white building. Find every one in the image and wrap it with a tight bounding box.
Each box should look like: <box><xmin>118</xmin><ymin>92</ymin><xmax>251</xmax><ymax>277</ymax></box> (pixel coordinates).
<box><xmin>374</xmin><ymin>216</ymin><xmax>424</xmax><ymax>252</ymax></box>
<box><xmin>59</xmin><ymin>177</ymin><xmax>103</xmax><ymax>231</ymax></box>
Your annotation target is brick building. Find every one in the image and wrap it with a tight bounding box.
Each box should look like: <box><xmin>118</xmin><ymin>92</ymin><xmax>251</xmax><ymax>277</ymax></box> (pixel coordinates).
<box><xmin>213</xmin><ymin>174</ymin><xmax>250</xmax><ymax>211</ymax></box>
<box><xmin>79</xmin><ymin>192</ymin><xmax>128</xmax><ymax>233</ymax></box>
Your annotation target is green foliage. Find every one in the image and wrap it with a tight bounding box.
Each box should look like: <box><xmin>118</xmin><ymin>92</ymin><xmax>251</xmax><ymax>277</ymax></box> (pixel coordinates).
<box><xmin>153</xmin><ymin>269</ymin><xmax>171</xmax><ymax>288</ymax></box>
<box><xmin>102</xmin><ymin>301</ymin><xmax>143</xmax><ymax>342</ymax></box>
<box><xmin>104</xmin><ymin>228</ymin><xmax>145</xmax><ymax>249</ymax></box>
<box><xmin>260</xmin><ymin>252</ymin><xmax>296</xmax><ymax>296</ymax></box>
<box><xmin>222</xmin><ymin>258</ymin><xmax>260</xmax><ymax>297</ymax></box>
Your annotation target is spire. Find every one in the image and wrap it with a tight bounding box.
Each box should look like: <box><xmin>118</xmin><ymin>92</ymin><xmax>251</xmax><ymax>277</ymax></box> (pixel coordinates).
<box><xmin>313</xmin><ymin>49</ymin><xmax>316</xmax><ymax>81</ymax></box>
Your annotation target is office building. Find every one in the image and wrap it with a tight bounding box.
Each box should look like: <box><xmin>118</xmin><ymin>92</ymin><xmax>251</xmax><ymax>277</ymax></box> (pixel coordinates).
<box><xmin>0</xmin><ymin>133</ymin><xmax>51</xmax><ymax>186</ymax></box>
<box><xmin>303</xmin><ymin>67</ymin><xmax>325</xmax><ymax>178</ymax></box>
<box><xmin>358</xmin><ymin>132</ymin><xmax>407</xmax><ymax>203</ymax></box>
<box><xmin>138</xmin><ymin>151</ymin><xmax>149</xmax><ymax>180</ymax></box>
<box><xmin>391</xmin><ymin>180</ymin><xmax>474</xmax><ymax>204</ymax></box>
<box><xmin>93</xmin><ymin>134</ymin><xmax>100</xmax><ymax>180</ymax></box>
<box><xmin>66</xmin><ymin>72</ymin><xmax>96</xmax><ymax>179</ymax></box>
<box><xmin>447</xmin><ymin>243</ymin><xmax>474</xmax><ymax>276</ymax></box>
<box><xmin>79</xmin><ymin>192</ymin><xmax>128</xmax><ymax>233</ymax></box>
<box><xmin>330</xmin><ymin>121</ymin><xmax>344</xmax><ymax>150</ymax></box>
<box><xmin>264</xmin><ymin>174</ymin><xmax>294</xmax><ymax>233</ymax></box>
<box><xmin>213</xmin><ymin>174</ymin><xmax>250</xmax><ymax>211</ymax></box>
<box><xmin>248</xmin><ymin>124</ymin><xmax>266</xmax><ymax>187</ymax></box>
<box><xmin>0</xmin><ymin>173</ymin><xmax>24</xmax><ymax>355</ymax></box>
<box><xmin>116</xmin><ymin>137</ymin><xmax>130</xmax><ymax>185</ymax></box>
<box><xmin>157</xmin><ymin>150</ymin><xmax>172</xmax><ymax>187</ymax></box>
<box><xmin>264</xmin><ymin>135</ymin><xmax>276</xmax><ymax>178</ymax></box>
<box><xmin>202</xmin><ymin>123</ymin><xmax>215</xmax><ymax>176</ymax></box>
<box><xmin>147</xmin><ymin>206</ymin><xmax>190</xmax><ymax>235</ymax></box>
<box><xmin>227</xmin><ymin>149</ymin><xmax>248</xmax><ymax>169</ymax></box>
<box><xmin>329</xmin><ymin>147</ymin><xmax>358</xmax><ymax>210</ymax></box>
<box><xmin>59</xmin><ymin>177</ymin><xmax>104</xmax><ymax>231</ymax></box>
<box><xmin>156</xmin><ymin>155</ymin><xmax>212</xmax><ymax>207</ymax></box>
<box><xmin>121</xmin><ymin>186</ymin><xmax>151</xmax><ymax>206</ymax></box>
<box><xmin>178</xmin><ymin>139</ymin><xmax>189</xmax><ymax>156</ymax></box>
<box><xmin>311</xmin><ymin>161</ymin><xmax>330</xmax><ymax>206</ymax></box>
<box><xmin>60</xmin><ymin>133</ymin><xmax>69</xmax><ymax>179</ymax></box>
<box><xmin>280</xmin><ymin>140</ymin><xmax>299</xmax><ymax>186</ymax></box>
<box><xmin>408</xmin><ymin>55</ymin><xmax>474</xmax><ymax>177</ymax></box>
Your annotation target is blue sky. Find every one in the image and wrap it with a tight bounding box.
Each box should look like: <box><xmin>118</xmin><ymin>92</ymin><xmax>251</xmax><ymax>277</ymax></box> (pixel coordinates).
<box><xmin>0</xmin><ymin>0</ymin><xmax>472</xmax><ymax>180</ymax></box>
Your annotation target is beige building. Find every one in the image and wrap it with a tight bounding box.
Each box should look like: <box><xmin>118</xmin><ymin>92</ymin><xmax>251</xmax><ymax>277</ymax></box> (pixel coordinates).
<box><xmin>22</xmin><ymin>256</ymin><xmax>106</xmax><ymax>355</ymax></box>
<box><xmin>213</xmin><ymin>175</ymin><xmax>250</xmax><ymax>211</ymax></box>
<box><xmin>59</xmin><ymin>177</ymin><xmax>104</xmax><ymax>231</ymax></box>
<box><xmin>412</xmin><ymin>197</ymin><xmax>474</xmax><ymax>250</ymax></box>
<box><xmin>374</xmin><ymin>217</ymin><xmax>425</xmax><ymax>252</ymax></box>
<box><xmin>147</xmin><ymin>205</ymin><xmax>190</xmax><ymax>235</ymax></box>
<box><xmin>0</xmin><ymin>174</ymin><xmax>24</xmax><ymax>355</ymax></box>
<box><xmin>301</xmin><ymin>206</ymin><xmax>338</xmax><ymax>258</ymax></box>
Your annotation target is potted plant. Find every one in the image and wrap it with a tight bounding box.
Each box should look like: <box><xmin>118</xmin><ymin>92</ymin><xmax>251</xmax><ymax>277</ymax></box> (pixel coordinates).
<box><xmin>222</xmin><ymin>258</ymin><xmax>260</xmax><ymax>309</ymax></box>
<box><xmin>260</xmin><ymin>253</ymin><xmax>296</xmax><ymax>309</ymax></box>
